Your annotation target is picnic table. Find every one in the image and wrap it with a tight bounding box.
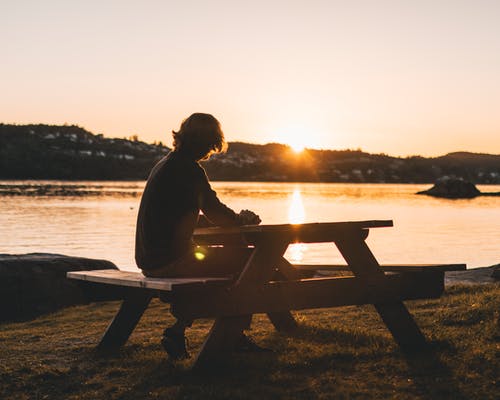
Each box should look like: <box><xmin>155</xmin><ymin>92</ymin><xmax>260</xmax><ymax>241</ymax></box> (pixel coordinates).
<box><xmin>67</xmin><ymin>220</ymin><xmax>465</xmax><ymax>368</ymax></box>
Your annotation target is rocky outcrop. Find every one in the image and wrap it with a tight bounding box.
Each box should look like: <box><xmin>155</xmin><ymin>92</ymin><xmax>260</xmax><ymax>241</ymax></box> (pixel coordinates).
<box><xmin>445</xmin><ymin>265</ymin><xmax>500</xmax><ymax>285</ymax></box>
<box><xmin>417</xmin><ymin>177</ymin><xmax>500</xmax><ymax>199</ymax></box>
<box><xmin>0</xmin><ymin>253</ymin><xmax>122</xmax><ymax>322</ymax></box>
<box><xmin>417</xmin><ymin>177</ymin><xmax>481</xmax><ymax>198</ymax></box>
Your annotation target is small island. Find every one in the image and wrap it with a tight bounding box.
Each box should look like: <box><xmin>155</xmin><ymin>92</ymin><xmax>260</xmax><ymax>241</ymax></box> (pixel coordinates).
<box><xmin>417</xmin><ymin>177</ymin><xmax>500</xmax><ymax>199</ymax></box>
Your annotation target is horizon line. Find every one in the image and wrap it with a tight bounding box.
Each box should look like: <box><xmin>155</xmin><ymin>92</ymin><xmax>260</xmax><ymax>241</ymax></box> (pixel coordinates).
<box><xmin>2</xmin><ymin>121</ymin><xmax>500</xmax><ymax>159</ymax></box>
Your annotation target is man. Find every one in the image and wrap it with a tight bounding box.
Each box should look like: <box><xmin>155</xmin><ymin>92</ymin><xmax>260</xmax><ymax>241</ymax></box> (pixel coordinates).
<box><xmin>135</xmin><ymin>113</ymin><xmax>262</xmax><ymax>359</ymax></box>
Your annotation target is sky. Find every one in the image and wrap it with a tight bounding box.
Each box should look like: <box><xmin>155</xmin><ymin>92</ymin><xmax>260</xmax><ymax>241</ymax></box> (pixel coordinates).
<box><xmin>1</xmin><ymin>0</ymin><xmax>500</xmax><ymax>156</ymax></box>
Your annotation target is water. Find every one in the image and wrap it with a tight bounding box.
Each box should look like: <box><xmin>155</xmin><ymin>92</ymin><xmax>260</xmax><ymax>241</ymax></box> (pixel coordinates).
<box><xmin>1</xmin><ymin>181</ymin><xmax>499</xmax><ymax>270</ymax></box>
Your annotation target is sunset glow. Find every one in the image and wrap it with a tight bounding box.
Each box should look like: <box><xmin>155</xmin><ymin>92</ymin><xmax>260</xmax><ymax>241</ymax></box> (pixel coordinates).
<box><xmin>2</xmin><ymin>1</ymin><xmax>500</xmax><ymax>156</ymax></box>
<box><xmin>1</xmin><ymin>1</ymin><xmax>499</xmax><ymax>394</ymax></box>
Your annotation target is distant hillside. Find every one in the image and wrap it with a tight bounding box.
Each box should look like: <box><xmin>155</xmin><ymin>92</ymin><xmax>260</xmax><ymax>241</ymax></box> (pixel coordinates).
<box><xmin>1</xmin><ymin>124</ymin><xmax>499</xmax><ymax>183</ymax></box>
<box><xmin>205</xmin><ymin>143</ymin><xmax>500</xmax><ymax>183</ymax></box>
<box><xmin>0</xmin><ymin>124</ymin><xmax>169</xmax><ymax>180</ymax></box>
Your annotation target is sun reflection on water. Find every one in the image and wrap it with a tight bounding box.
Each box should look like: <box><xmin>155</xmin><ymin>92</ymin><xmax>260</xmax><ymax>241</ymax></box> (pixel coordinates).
<box><xmin>289</xmin><ymin>188</ymin><xmax>305</xmax><ymax>224</ymax></box>
<box><xmin>287</xmin><ymin>188</ymin><xmax>307</xmax><ymax>263</ymax></box>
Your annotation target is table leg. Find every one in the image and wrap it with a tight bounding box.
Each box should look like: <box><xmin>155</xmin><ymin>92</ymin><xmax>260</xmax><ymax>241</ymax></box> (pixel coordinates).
<box><xmin>194</xmin><ymin>238</ymin><xmax>290</xmax><ymax>365</ymax></box>
<box><xmin>267</xmin><ymin>311</ymin><xmax>298</xmax><ymax>332</ymax></box>
<box><xmin>335</xmin><ymin>235</ymin><xmax>428</xmax><ymax>352</ymax></box>
<box><xmin>97</xmin><ymin>289</ymin><xmax>152</xmax><ymax>351</ymax></box>
<box><xmin>193</xmin><ymin>315</ymin><xmax>252</xmax><ymax>368</ymax></box>
<box><xmin>266</xmin><ymin>260</ymin><xmax>300</xmax><ymax>332</ymax></box>
<box><xmin>241</xmin><ymin>241</ymin><xmax>297</xmax><ymax>332</ymax></box>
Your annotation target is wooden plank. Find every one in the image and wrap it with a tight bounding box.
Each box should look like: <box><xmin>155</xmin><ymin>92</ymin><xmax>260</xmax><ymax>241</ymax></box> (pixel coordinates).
<box><xmin>194</xmin><ymin>220</ymin><xmax>392</xmax><ymax>245</ymax></box>
<box><xmin>97</xmin><ymin>289</ymin><xmax>153</xmax><ymax>351</ymax></box>
<box><xmin>334</xmin><ymin>237</ymin><xmax>429</xmax><ymax>352</ymax></box>
<box><xmin>195</xmin><ymin>220</ymin><xmax>393</xmax><ymax>236</ymax></box>
<box><xmin>294</xmin><ymin>263</ymin><xmax>467</xmax><ymax>272</ymax></box>
<box><xmin>171</xmin><ymin>273</ymin><xmax>444</xmax><ymax>320</ymax></box>
<box><xmin>194</xmin><ymin>227</ymin><xmax>369</xmax><ymax>246</ymax></box>
<box><xmin>67</xmin><ymin>270</ymin><xmax>231</xmax><ymax>291</ymax></box>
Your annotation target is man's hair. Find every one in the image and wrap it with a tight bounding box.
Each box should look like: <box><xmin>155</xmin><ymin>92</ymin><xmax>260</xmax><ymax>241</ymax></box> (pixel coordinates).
<box><xmin>172</xmin><ymin>113</ymin><xmax>227</xmax><ymax>160</ymax></box>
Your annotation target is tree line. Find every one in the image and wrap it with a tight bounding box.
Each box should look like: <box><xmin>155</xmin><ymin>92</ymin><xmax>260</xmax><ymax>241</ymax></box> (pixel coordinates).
<box><xmin>1</xmin><ymin>124</ymin><xmax>499</xmax><ymax>183</ymax></box>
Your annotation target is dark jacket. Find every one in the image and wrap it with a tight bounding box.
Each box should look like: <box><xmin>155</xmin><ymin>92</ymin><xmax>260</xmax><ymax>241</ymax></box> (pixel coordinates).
<box><xmin>135</xmin><ymin>150</ymin><xmax>240</xmax><ymax>270</ymax></box>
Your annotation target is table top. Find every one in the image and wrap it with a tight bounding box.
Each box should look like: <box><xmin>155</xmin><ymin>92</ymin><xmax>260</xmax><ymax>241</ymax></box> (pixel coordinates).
<box><xmin>194</xmin><ymin>220</ymin><xmax>393</xmax><ymax>245</ymax></box>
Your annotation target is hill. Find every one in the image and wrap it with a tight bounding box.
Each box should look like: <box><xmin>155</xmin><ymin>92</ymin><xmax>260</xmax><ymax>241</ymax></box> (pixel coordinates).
<box><xmin>204</xmin><ymin>144</ymin><xmax>500</xmax><ymax>184</ymax></box>
<box><xmin>1</xmin><ymin>124</ymin><xmax>499</xmax><ymax>183</ymax></box>
<box><xmin>0</xmin><ymin>124</ymin><xmax>168</xmax><ymax>180</ymax></box>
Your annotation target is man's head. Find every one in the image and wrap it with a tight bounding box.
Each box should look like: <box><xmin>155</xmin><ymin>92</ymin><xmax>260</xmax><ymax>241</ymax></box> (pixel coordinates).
<box><xmin>172</xmin><ymin>113</ymin><xmax>227</xmax><ymax>160</ymax></box>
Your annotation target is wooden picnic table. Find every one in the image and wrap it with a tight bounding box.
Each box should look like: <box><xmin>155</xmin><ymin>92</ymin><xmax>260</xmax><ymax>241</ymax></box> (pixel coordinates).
<box><xmin>67</xmin><ymin>220</ymin><xmax>465</xmax><ymax>368</ymax></box>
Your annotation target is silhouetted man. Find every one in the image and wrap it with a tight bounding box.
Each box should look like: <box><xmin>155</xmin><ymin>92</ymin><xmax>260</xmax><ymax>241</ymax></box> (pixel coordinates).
<box><xmin>135</xmin><ymin>113</ymin><xmax>262</xmax><ymax>359</ymax></box>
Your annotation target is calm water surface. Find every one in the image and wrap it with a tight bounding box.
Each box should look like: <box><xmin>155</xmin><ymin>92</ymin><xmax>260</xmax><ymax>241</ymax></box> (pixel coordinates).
<box><xmin>1</xmin><ymin>181</ymin><xmax>499</xmax><ymax>270</ymax></box>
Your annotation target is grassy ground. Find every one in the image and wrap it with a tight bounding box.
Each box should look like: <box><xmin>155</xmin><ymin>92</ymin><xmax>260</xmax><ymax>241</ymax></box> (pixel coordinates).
<box><xmin>1</xmin><ymin>284</ymin><xmax>499</xmax><ymax>400</ymax></box>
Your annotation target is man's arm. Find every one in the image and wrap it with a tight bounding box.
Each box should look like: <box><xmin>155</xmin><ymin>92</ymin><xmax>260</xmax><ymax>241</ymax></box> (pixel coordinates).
<box><xmin>200</xmin><ymin>185</ymin><xmax>241</xmax><ymax>226</ymax></box>
<box><xmin>197</xmin><ymin>167</ymin><xmax>260</xmax><ymax>226</ymax></box>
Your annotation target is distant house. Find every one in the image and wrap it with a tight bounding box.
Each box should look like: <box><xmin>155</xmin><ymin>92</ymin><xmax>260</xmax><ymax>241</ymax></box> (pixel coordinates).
<box><xmin>67</xmin><ymin>133</ymin><xmax>78</xmax><ymax>142</ymax></box>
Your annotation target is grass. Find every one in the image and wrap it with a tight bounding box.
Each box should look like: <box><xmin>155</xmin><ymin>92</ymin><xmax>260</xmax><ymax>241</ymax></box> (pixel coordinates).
<box><xmin>1</xmin><ymin>284</ymin><xmax>499</xmax><ymax>400</ymax></box>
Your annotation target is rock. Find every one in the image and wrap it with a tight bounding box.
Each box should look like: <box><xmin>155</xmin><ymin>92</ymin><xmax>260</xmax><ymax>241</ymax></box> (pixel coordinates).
<box><xmin>445</xmin><ymin>265</ymin><xmax>499</xmax><ymax>286</ymax></box>
<box><xmin>0</xmin><ymin>253</ymin><xmax>123</xmax><ymax>322</ymax></box>
<box><xmin>417</xmin><ymin>177</ymin><xmax>481</xmax><ymax>199</ymax></box>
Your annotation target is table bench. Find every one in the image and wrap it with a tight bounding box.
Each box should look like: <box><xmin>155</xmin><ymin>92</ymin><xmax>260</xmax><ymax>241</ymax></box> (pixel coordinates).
<box><xmin>67</xmin><ymin>220</ymin><xmax>466</xmax><ymax>368</ymax></box>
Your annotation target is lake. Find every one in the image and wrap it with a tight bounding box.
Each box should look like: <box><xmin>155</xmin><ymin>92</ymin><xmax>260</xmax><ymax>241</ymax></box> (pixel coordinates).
<box><xmin>1</xmin><ymin>181</ymin><xmax>499</xmax><ymax>270</ymax></box>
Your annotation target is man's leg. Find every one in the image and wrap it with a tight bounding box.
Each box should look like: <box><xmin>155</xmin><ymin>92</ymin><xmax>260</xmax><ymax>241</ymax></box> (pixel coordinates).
<box><xmin>142</xmin><ymin>266</ymin><xmax>193</xmax><ymax>359</ymax></box>
<box><xmin>142</xmin><ymin>247</ymin><xmax>257</xmax><ymax>359</ymax></box>
<box><xmin>161</xmin><ymin>320</ymin><xmax>191</xmax><ymax>360</ymax></box>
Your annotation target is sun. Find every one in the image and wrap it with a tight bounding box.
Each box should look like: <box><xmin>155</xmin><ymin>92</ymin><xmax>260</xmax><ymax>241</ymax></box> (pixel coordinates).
<box><xmin>277</xmin><ymin>123</ymin><xmax>308</xmax><ymax>153</ymax></box>
<box><xmin>290</xmin><ymin>141</ymin><xmax>306</xmax><ymax>153</ymax></box>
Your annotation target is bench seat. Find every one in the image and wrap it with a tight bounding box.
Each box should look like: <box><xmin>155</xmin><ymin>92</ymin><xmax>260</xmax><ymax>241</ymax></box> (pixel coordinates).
<box><xmin>294</xmin><ymin>263</ymin><xmax>466</xmax><ymax>273</ymax></box>
<box><xmin>67</xmin><ymin>270</ymin><xmax>231</xmax><ymax>292</ymax></box>
<box><xmin>67</xmin><ymin>264</ymin><xmax>466</xmax><ymax>293</ymax></box>
<box><xmin>68</xmin><ymin>264</ymin><xmax>454</xmax><ymax>321</ymax></box>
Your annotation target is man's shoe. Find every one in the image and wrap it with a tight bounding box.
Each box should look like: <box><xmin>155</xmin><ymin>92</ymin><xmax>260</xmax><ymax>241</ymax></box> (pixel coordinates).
<box><xmin>234</xmin><ymin>334</ymin><xmax>272</xmax><ymax>353</ymax></box>
<box><xmin>161</xmin><ymin>328</ymin><xmax>189</xmax><ymax>360</ymax></box>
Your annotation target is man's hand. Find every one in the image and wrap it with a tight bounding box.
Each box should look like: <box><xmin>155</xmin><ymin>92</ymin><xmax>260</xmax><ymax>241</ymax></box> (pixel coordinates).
<box><xmin>238</xmin><ymin>209</ymin><xmax>261</xmax><ymax>225</ymax></box>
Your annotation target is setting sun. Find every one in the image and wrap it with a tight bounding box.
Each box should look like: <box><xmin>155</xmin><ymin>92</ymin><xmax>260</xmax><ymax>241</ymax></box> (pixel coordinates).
<box><xmin>275</xmin><ymin>122</ymin><xmax>312</xmax><ymax>153</ymax></box>
<box><xmin>290</xmin><ymin>142</ymin><xmax>306</xmax><ymax>153</ymax></box>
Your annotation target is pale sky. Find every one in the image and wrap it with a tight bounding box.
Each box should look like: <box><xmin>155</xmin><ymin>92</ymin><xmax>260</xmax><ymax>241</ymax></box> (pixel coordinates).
<box><xmin>2</xmin><ymin>0</ymin><xmax>500</xmax><ymax>156</ymax></box>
